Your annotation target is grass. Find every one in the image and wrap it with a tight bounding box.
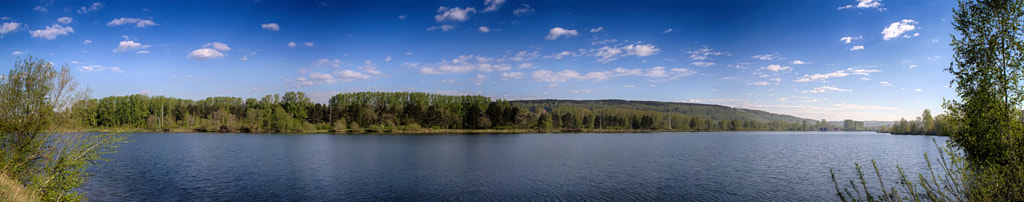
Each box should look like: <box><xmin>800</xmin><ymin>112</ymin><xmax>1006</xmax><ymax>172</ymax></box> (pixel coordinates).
<box><xmin>0</xmin><ymin>173</ymin><xmax>40</xmax><ymax>202</ymax></box>
<box><xmin>830</xmin><ymin>139</ymin><xmax>970</xmax><ymax>201</ymax></box>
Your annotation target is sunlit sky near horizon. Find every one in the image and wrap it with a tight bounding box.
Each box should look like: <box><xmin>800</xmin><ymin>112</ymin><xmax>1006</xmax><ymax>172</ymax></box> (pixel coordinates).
<box><xmin>1</xmin><ymin>0</ymin><xmax>957</xmax><ymax>121</ymax></box>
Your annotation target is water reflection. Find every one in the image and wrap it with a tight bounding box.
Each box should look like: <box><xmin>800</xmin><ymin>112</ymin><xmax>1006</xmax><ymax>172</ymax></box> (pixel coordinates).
<box><xmin>81</xmin><ymin>132</ymin><xmax>946</xmax><ymax>201</ymax></box>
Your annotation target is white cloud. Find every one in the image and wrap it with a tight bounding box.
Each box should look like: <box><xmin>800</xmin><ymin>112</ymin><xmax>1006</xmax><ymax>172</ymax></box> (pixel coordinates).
<box><xmin>241</xmin><ymin>55</ymin><xmax>248</xmax><ymax>61</ymax></box>
<box><xmin>261</xmin><ymin>23</ymin><xmax>280</xmax><ymax>31</ymax></box>
<box><xmin>478</xmin><ymin>26</ymin><xmax>490</xmax><ymax>33</ymax></box>
<box><xmin>838</xmin><ymin>0</ymin><xmax>882</xmax><ymax>10</ymax></box>
<box><xmin>12</xmin><ymin>51</ymin><xmax>25</xmax><ymax>55</ymax></box>
<box><xmin>545</xmin><ymin>50</ymin><xmax>584</xmax><ymax>59</ymax></box>
<box><xmin>545</xmin><ymin>27</ymin><xmax>578</xmax><ymax>40</ymax></box>
<box><xmin>532</xmin><ymin>66</ymin><xmax>694</xmax><ymax>83</ymax></box>
<box><xmin>882</xmin><ymin>19</ymin><xmax>918</xmax><ymax>40</ymax></box>
<box><xmin>791</xmin><ymin>60</ymin><xmax>809</xmax><ymax>65</ymax></box>
<box><xmin>83</xmin><ymin>40</ymin><xmax>92</xmax><ymax>45</ymax></box>
<box><xmin>748</xmin><ymin>81</ymin><xmax>770</xmax><ymax>86</ymax></box>
<box><xmin>663</xmin><ymin>28</ymin><xmax>673</xmax><ymax>33</ymax></box>
<box><xmin>795</xmin><ymin>68</ymin><xmax>880</xmax><ymax>82</ymax></box>
<box><xmin>590</xmin><ymin>27</ymin><xmax>604</xmax><ymax>33</ymax></box>
<box><xmin>850</xmin><ymin>46</ymin><xmax>864</xmax><ymax>51</ymax></box>
<box><xmin>506</xmin><ymin>51</ymin><xmax>540</xmax><ymax>61</ymax></box>
<box><xmin>625</xmin><ymin>43</ymin><xmax>660</xmax><ymax>57</ymax></box>
<box><xmin>417</xmin><ymin>55</ymin><xmax>512</xmax><ymax>74</ymax></box>
<box><xmin>645</xmin><ymin>67</ymin><xmax>697</xmax><ymax>81</ymax></box>
<box><xmin>313</xmin><ymin>58</ymin><xmax>341</xmax><ymax>67</ymax></box>
<box><xmin>501</xmin><ymin>72</ymin><xmax>524</xmax><ymax>80</ymax></box>
<box><xmin>752</xmin><ymin>53</ymin><xmax>780</xmax><ymax>60</ymax></box>
<box><xmin>839</xmin><ymin>35</ymin><xmax>862</xmax><ymax>44</ymax></box>
<box><xmin>33</xmin><ymin>6</ymin><xmax>47</xmax><ymax>12</ymax></box>
<box><xmin>689</xmin><ymin>47</ymin><xmax>728</xmax><ymax>60</ymax></box>
<box><xmin>513</xmin><ymin>4</ymin><xmax>535</xmax><ymax>17</ymax></box>
<box><xmin>78</xmin><ymin>2</ymin><xmax>103</xmax><ymax>14</ymax></box>
<box><xmin>435</xmin><ymin>6</ymin><xmax>476</xmax><ymax>22</ymax></box>
<box><xmin>915</xmin><ymin>89</ymin><xmax>922</xmax><ymax>92</ymax></box>
<box><xmin>288</xmin><ymin>42</ymin><xmax>297</xmax><ymax>47</ymax></box>
<box><xmin>483</xmin><ymin>0</ymin><xmax>505</xmax><ymax>12</ymax></box>
<box><xmin>624</xmin><ymin>85</ymin><xmax>635</xmax><ymax>88</ymax></box>
<box><xmin>385</xmin><ymin>56</ymin><xmax>392</xmax><ymax>62</ymax></box>
<box><xmin>729</xmin><ymin>63</ymin><xmax>751</xmax><ymax>69</ymax></box>
<box><xmin>470</xmin><ymin>74</ymin><xmax>487</xmax><ymax>85</ymax></box>
<box><xmin>398</xmin><ymin>15</ymin><xmax>407</xmax><ymax>20</ymax></box>
<box><xmin>114</xmin><ymin>40</ymin><xmax>151</xmax><ymax>52</ymax></box>
<box><xmin>427</xmin><ymin>25</ymin><xmax>455</xmax><ymax>32</ymax></box>
<box><xmin>691</xmin><ymin>61</ymin><xmax>716</xmax><ymax>67</ymax></box>
<box><xmin>590</xmin><ymin>42</ymin><xmax>660</xmax><ymax>63</ymax></box>
<box><xmin>847</xmin><ymin>68</ymin><xmax>881</xmax><ymax>75</ymax></box>
<box><xmin>189</xmin><ymin>48</ymin><xmax>225</xmax><ymax>60</ymax></box>
<box><xmin>335</xmin><ymin>70</ymin><xmax>371</xmax><ymax>80</ymax></box>
<box><xmin>764</xmin><ymin>64</ymin><xmax>791</xmax><ymax>72</ymax></box>
<box><xmin>204</xmin><ymin>42</ymin><xmax>231</xmax><ymax>51</ymax></box>
<box><xmin>569</xmin><ymin>89</ymin><xmax>592</xmax><ymax>94</ymax></box>
<box><xmin>879</xmin><ymin>81</ymin><xmax>892</xmax><ymax>86</ymax></box>
<box><xmin>801</xmin><ymin>86</ymin><xmax>852</xmax><ymax>93</ymax></box>
<box><xmin>292</xmin><ymin>68</ymin><xmax>374</xmax><ymax>86</ymax></box>
<box><xmin>136</xmin><ymin>50</ymin><xmax>149</xmax><ymax>54</ymax></box>
<box><xmin>107</xmin><ymin>18</ymin><xmax>158</xmax><ymax>28</ymax></box>
<box><xmin>57</xmin><ymin>17</ymin><xmax>73</xmax><ymax>24</ymax></box>
<box><xmin>80</xmin><ymin>65</ymin><xmax>123</xmax><ymax>73</ymax></box>
<box><xmin>0</xmin><ymin>22</ymin><xmax>22</xmax><ymax>36</ymax></box>
<box><xmin>359</xmin><ymin>60</ymin><xmax>381</xmax><ymax>75</ymax></box>
<box><xmin>856</xmin><ymin>0</ymin><xmax>882</xmax><ymax>8</ymax></box>
<box><xmin>532</xmin><ymin>69</ymin><xmax>609</xmax><ymax>82</ymax></box>
<box><xmin>30</xmin><ymin>24</ymin><xmax>73</xmax><ymax>40</ymax></box>
<box><xmin>304</xmin><ymin>42</ymin><xmax>314</xmax><ymax>47</ymax></box>
<box><xmin>518</xmin><ymin>63</ymin><xmax>535</xmax><ymax>69</ymax></box>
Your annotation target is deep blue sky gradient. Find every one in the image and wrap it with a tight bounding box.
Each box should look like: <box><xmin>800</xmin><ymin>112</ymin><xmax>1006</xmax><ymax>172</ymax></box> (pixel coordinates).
<box><xmin>0</xmin><ymin>0</ymin><xmax>958</xmax><ymax>121</ymax></box>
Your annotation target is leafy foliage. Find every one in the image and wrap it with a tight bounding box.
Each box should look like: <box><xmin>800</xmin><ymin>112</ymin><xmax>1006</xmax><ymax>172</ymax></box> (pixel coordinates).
<box><xmin>834</xmin><ymin>0</ymin><xmax>1024</xmax><ymax>200</ymax></box>
<box><xmin>69</xmin><ymin>91</ymin><xmax>825</xmax><ymax>133</ymax></box>
<box><xmin>877</xmin><ymin>109</ymin><xmax>948</xmax><ymax>135</ymax></box>
<box><xmin>0</xmin><ymin>56</ymin><xmax>128</xmax><ymax>201</ymax></box>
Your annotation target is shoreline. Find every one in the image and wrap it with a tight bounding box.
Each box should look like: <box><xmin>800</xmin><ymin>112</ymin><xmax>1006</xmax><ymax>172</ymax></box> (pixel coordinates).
<box><xmin>73</xmin><ymin>128</ymin><xmax>877</xmax><ymax>134</ymax></box>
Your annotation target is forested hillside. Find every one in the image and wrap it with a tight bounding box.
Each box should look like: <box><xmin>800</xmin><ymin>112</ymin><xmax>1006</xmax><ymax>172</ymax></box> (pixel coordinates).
<box><xmin>68</xmin><ymin>91</ymin><xmax>820</xmax><ymax>133</ymax></box>
<box><xmin>510</xmin><ymin>99</ymin><xmax>811</xmax><ymax>123</ymax></box>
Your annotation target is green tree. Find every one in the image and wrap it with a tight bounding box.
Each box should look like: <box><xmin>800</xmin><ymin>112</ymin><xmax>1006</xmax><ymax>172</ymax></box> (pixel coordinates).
<box><xmin>538</xmin><ymin>113</ymin><xmax>552</xmax><ymax>132</ymax></box>
<box><xmin>836</xmin><ymin>1</ymin><xmax>1024</xmax><ymax>200</ymax></box>
<box><xmin>944</xmin><ymin>0</ymin><xmax>1024</xmax><ymax>198</ymax></box>
<box><xmin>0</xmin><ymin>56</ymin><xmax>128</xmax><ymax>201</ymax></box>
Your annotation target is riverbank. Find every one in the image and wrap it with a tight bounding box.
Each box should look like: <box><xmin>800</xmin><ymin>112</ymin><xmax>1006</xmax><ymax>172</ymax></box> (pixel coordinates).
<box><xmin>0</xmin><ymin>174</ymin><xmax>40</xmax><ymax>202</ymax></box>
<box><xmin>76</xmin><ymin>127</ymin><xmax>748</xmax><ymax>134</ymax></box>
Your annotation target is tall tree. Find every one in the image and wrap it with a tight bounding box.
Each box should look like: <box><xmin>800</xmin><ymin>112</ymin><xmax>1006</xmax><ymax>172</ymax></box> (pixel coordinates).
<box><xmin>945</xmin><ymin>0</ymin><xmax>1024</xmax><ymax>198</ymax></box>
<box><xmin>947</xmin><ymin>0</ymin><xmax>1024</xmax><ymax>164</ymax></box>
<box><xmin>0</xmin><ymin>56</ymin><xmax>128</xmax><ymax>201</ymax></box>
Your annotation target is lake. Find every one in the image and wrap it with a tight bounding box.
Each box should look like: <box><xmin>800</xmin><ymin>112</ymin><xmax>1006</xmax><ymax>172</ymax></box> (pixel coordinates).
<box><xmin>79</xmin><ymin>131</ymin><xmax>948</xmax><ymax>201</ymax></box>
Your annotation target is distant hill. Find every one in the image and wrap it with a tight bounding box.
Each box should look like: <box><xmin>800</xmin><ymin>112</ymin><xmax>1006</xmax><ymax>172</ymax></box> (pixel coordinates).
<box><xmin>825</xmin><ymin>121</ymin><xmax>894</xmax><ymax>128</ymax></box>
<box><xmin>510</xmin><ymin>99</ymin><xmax>814</xmax><ymax>123</ymax></box>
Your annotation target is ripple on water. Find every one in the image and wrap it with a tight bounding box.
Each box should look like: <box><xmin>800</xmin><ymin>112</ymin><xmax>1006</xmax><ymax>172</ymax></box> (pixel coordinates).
<box><xmin>79</xmin><ymin>132</ymin><xmax>947</xmax><ymax>201</ymax></box>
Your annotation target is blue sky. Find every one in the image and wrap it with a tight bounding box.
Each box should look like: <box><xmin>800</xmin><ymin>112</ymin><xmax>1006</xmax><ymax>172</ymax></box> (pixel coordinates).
<box><xmin>1</xmin><ymin>0</ymin><xmax>957</xmax><ymax>121</ymax></box>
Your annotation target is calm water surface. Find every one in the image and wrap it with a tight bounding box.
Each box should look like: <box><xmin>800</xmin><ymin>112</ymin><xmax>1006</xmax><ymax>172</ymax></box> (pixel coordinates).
<box><xmin>80</xmin><ymin>132</ymin><xmax>947</xmax><ymax>201</ymax></box>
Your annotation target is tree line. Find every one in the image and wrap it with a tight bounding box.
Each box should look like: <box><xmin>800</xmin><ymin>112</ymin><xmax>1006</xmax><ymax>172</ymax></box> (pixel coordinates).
<box><xmin>874</xmin><ymin>109</ymin><xmax>947</xmax><ymax>135</ymax></box>
<box><xmin>67</xmin><ymin>91</ymin><xmax>827</xmax><ymax>133</ymax></box>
